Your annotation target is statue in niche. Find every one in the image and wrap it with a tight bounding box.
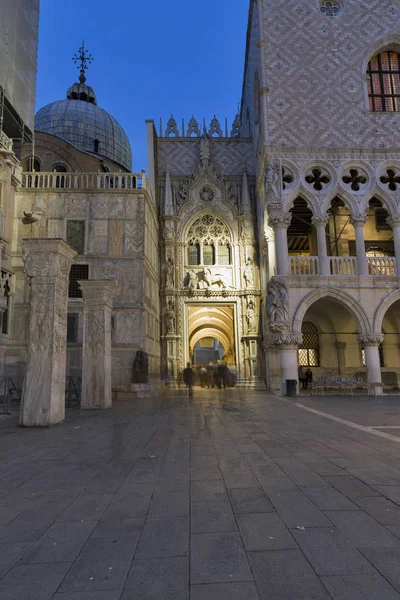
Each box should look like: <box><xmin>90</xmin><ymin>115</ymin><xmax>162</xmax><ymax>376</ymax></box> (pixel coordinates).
<box><xmin>165</xmin><ymin>256</ymin><xmax>175</xmax><ymax>288</ymax></box>
<box><xmin>243</xmin><ymin>257</ymin><xmax>254</xmax><ymax>288</ymax></box>
<box><xmin>200</xmin><ymin>133</ymin><xmax>211</xmax><ymax>168</ymax></box>
<box><xmin>186</xmin><ymin>270</ymin><xmax>198</xmax><ymax>290</ymax></box>
<box><xmin>246</xmin><ymin>298</ymin><xmax>257</xmax><ymax>334</ymax></box>
<box><xmin>132</xmin><ymin>350</ymin><xmax>149</xmax><ymax>384</ymax></box>
<box><xmin>265</xmin><ymin>161</ymin><xmax>280</xmax><ymax>199</ymax></box>
<box><xmin>165</xmin><ymin>299</ymin><xmax>175</xmax><ymax>334</ymax></box>
<box><xmin>266</xmin><ymin>280</ymin><xmax>289</xmax><ymax>322</ymax></box>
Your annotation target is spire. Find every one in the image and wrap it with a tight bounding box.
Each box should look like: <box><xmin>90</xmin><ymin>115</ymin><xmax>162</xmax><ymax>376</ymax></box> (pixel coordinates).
<box><xmin>164</xmin><ymin>168</ymin><xmax>174</xmax><ymax>216</ymax></box>
<box><xmin>67</xmin><ymin>42</ymin><xmax>97</xmax><ymax>104</ymax></box>
<box><xmin>242</xmin><ymin>170</ymin><xmax>251</xmax><ymax>215</ymax></box>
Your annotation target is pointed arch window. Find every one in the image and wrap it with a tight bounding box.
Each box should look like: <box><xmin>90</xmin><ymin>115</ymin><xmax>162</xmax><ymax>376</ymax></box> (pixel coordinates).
<box><xmin>186</xmin><ymin>215</ymin><xmax>231</xmax><ymax>266</ymax></box>
<box><xmin>367</xmin><ymin>51</ymin><xmax>400</xmax><ymax>112</ymax></box>
<box><xmin>298</xmin><ymin>321</ymin><xmax>320</xmax><ymax>367</ymax></box>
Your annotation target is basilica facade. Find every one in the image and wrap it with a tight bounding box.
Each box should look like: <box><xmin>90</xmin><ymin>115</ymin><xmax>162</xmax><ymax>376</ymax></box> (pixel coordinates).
<box><xmin>3</xmin><ymin>0</ymin><xmax>400</xmax><ymax>418</ymax></box>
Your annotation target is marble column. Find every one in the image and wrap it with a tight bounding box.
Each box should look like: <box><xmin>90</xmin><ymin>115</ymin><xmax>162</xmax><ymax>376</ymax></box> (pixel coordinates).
<box><xmin>312</xmin><ymin>214</ymin><xmax>330</xmax><ymax>275</ymax></box>
<box><xmin>358</xmin><ymin>334</ymin><xmax>384</xmax><ymax>393</ymax></box>
<box><xmin>79</xmin><ymin>280</ymin><xmax>116</xmax><ymax>409</ymax></box>
<box><xmin>265</xmin><ymin>228</ymin><xmax>276</xmax><ymax>279</ymax></box>
<box><xmin>350</xmin><ymin>214</ymin><xmax>368</xmax><ymax>276</ymax></box>
<box><xmin>387</xmin><ymin>215</ymin><xmax>400</xmax><ymax>275</ymax></box>
<box><xmin>268</xmin><ymin>213</ymin><xmax>292</xmax><ymax>275</ymax></box>
<box><xmin>20</xmin><ymin>238</ymin><xmax>76</xmax><ymax>426</ymax></box>
<box><xmin>272</xmin><ymin>333</ymin><xmax>302</xmax><ymax>395</ymax></box>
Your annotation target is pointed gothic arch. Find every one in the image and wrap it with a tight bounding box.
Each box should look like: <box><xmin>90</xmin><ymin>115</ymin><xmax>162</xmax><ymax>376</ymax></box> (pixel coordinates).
<box><xmin>292</xmin><ymin>288</ymin><xmax>371</xmax><ymax>335</ymax></box>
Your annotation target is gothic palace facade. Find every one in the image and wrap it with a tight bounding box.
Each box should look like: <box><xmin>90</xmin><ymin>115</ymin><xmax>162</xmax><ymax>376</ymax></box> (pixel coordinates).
<box><xmin>2</xmin><ymin>0</ymin><xmax>400</xmax><ymax>422</ymax></box>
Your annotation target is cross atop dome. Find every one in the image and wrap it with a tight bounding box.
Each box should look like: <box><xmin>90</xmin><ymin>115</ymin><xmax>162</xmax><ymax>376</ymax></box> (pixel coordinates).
<box><xmin>72</xmin><ymin>41</ymin><xmax>94</xmax><ymax>84</ymax></box>
<box><xmin>67</xmin><ymin>41</ymin><xmax>97</xmax><ymax>104</ymax></box>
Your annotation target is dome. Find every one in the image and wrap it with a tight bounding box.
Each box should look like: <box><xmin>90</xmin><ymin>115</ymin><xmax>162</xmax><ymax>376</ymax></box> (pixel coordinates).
<box><xmin>35</xmin><ymin>88</ymin><xmax>132</xmax><ymax>171</ymax></box>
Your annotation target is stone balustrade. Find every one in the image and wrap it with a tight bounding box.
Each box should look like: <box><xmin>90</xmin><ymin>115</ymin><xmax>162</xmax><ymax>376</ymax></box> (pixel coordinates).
<box><xmin>21</xmin><ymin>171</ymin><xmax>145</xmax><ymax>190</ymax></box>
<box><xmin>367</xmin><ymin>256</ymin><xmax>396</xmax><ymax>276</ymax></box>
<box><xmin>290</xmin><ymin>256</ymin><xmax>319</xmax><ymax>275</ymax></box>
<box><xmin>329</xmin><ymin>256</ymin><xmax>358</xmax><ymax>276</ymax></box>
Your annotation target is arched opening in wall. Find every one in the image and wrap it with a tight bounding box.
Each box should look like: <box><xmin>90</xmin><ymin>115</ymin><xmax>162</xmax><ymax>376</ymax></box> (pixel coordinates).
<box><xmin>325</xmin><ymin>197</ymin><xmax>359</xmax><ymax>275</ymax></box>
<box><xmin>288</xmin><ymin>198</ymin><xmax>314</xmax><ymax>272</ymax></box>
<box><xmin>380</xmin><ymin>298</ymin><xmax>400</xmax><ymax>389</ymax></box>
<box><xmin>186</xmin><ymin>214</ymin><xmax>232</xmax><ymax>270</ymax></box>
<box><xmin>187</xmin><ymin>304</ymin><xmax>236</xmax><ymax>385</ymax></box>
<box><xmin>52</xmin><ymin>164</ymin><xmax>68</xmax><ymax>188</ymax></box>
<box><xmin>367</xmin><ymin>51</ymin><xmax>400</xmax><ymax>112</ymax></box>
<box><xmin>361</xmin><ymin>197</ymin><xmax>395</xmax><ymax>275</ymax></box>
<box><xmin>300</xmin><ymin>296</ymin><xmax>364</xmax><ymax>386</ymax></box>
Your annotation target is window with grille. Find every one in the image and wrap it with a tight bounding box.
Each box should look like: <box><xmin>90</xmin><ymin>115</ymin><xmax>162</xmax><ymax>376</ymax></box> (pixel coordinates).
<box><xmin>68</xmin><ymin>264</ymin><xmax>89</xmax><ymax>298</ymax></box>
<box><xmin>203</xmin><ymin>244</ymin><xmax>215</xmax><ymax>266</ymax></box>
<box><xmin>367</xmin><ymin>51</ymin><xmax>400</xmax><ymax>112</ymax></box>
<box><xmin>298</xmin><ymin>321</ymin><xmax>320</xmax><ymax>367</ymax></box>
<box><xmin>218</xmin><ymin>244</ymin><xmax>230</xmax><ymax>265</ymax></box>
<box><xmin>188</xmin><ymin>244</ymin><xmax>200</xmax><ymax>265</ymax></box>
<box><xmin>362</xmin><ymin>346</ymin><xmax>384</xmax><ymax>367</ymax></box>
<box><xmin>67</xmin><ymin>220</ymin><xmax>85</xmax><ymax>255</ymax></box>
<box><xmin>67</xmin><ymin>313</ymin><xmax>79</xmax><ymax>343</ymax></box>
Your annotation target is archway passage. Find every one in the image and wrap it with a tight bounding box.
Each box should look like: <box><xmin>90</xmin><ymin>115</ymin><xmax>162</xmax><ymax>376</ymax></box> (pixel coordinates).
<box><xmin>381</xmin><ymin>298</ymin><xmax>400</xmax><ymax>388</ymax></box>
<box><xmin>188</xmin><ymin>304</ymin><xmax>235</xmax><ymax>367</ymax></box>
<box><xmin>193</xmin><ymin>338</ymin><xmax>225</xmax><ymax>365</ymax></box>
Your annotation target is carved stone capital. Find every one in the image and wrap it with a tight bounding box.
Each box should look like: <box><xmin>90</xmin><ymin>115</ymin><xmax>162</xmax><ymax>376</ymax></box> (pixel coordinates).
<box><xmin>386</xmin><ymin>214</ymin><xmax>400</xmax><ymax>228</ymax></box>
<box><xmin>270</xmin><ymin>333</ymin><xmax>302</xmax><ymax>347</ymax></box>
<box><xmin>79</xmin><ymin>280</ymin><xmax>117</xmax><ymax>309</ymax></box>
<box><xmin>350</xmin><ymin>214</ymin><xmax>368</xmax><ymax>227</ymax></box>
<box><xmin>269</xmin><ymin>321</ymin><xmax>290</xmax><ymax>334</ymax></box>
<box><xmin>268</xmin><ymin>212</ymin><xmax>292</xmax><ymax>228</ymax></box>
<box><xmin>312</xmin><ymin>214</ymin><xmax>330</xmax><ymax>226</ymax></box>
<box><xmin>22</xmin><ymin>238</ymin><xmax>77</xmax><ymax>282</ymax></box>
<box><xmin>358</xmin><ymin>334</ymin><xmax>384</xmax><ymax>347</ymax></box>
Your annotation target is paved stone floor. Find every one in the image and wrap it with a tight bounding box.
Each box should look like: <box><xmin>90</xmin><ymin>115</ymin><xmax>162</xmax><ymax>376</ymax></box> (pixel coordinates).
<box><xmin>4</xmin><ymin>390</ymin><xmax>400</xmax><ymax>598</ymax></box>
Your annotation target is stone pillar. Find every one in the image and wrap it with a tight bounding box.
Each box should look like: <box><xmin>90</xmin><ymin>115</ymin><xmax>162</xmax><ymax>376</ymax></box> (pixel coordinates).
<box><xmin>79</xmin><ymin>280</ymin><xmax>116</xmax><ymax>409</ymax></box>
<box><xmin>358</xmin><ymin>334</ymin><xmax>384</xmax><ymax>394</ymax></box>
<box><xmin>20</xmin><ymin>239</ymin><xmax>76</xmax><ymax>426</ymax></box>
<box><xmin>265</xmin><ymin>228</ymin><xmax>276</xmax><ymax>278</ymax></box>
<box><xmin>312</xmin><ymin>214</ymin><xmax>330</xmax><ymax>275</ymax></box>
<box><xmin>268</xmin><ymin>213</ymin><xmax>292</xmax><ymax>275</ymax></box>
<box><xmin>270</xmin><ymin>333</ymin><xmax>301</xmax><ymax>395</ymax></box>
<box><xmin>387</xmin><ymin>215</ymin><xmax>400</xmax><ymax>275</ymax></box>
<box><xmin>335</xmin><ymin>342</ymin><xmax>347</xmax><ymax>376</ymax></box>
<box><xmin>350</xmin><ymin>214</ymin><xmax>368</xmax><ymax>276</ymax></box>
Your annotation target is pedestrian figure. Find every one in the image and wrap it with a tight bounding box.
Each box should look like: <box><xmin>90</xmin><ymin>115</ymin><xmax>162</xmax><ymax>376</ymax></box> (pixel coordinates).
<box><xmin>199</xmin><ymin>366</ymin><xmax>207</xmax><ymax>388</ymax></box>
<box><xmin>298</xmin><ymin>366</ymin><xmax>307</xmax><ymax>390</ymax></box>
<box><xmin>206</xmin><ymin>362</ymin><xmax>214</xmax><ymax>388</ymax></box>
<box><xmin>306</xmin><ymin>368</ymin><xmax>313</xmax><ymax>390</ymax></box>
<box><xmin>183</xmin><ymin>362</ymin><xmax>194</xmax><ymax>398</ymax></box>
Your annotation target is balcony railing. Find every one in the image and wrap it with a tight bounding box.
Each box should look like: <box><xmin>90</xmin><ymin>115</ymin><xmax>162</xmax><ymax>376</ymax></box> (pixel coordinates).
<box><xmin>330</xmin><ymin>256</ymin><xmax>357</xmax><ymax>276</ymax></box>
<box><xmin>367</xmin><ymin>256</ymin><xmax>396</xmax><ymax>276</ymax></box>
<box><xmin>290</xmin><ymin>256</ymin><xmax>319</xmax><ymax>275</ymax></box>
<box><xmin>21</xmin><ymin>171</ymin><xmax>144</xmax><ymax>191</ymax></box>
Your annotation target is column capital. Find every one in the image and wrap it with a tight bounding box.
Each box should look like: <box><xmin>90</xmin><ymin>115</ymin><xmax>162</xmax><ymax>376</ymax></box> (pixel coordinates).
<box><xmin>268</xmin><ymin>212</ymin><xmax>292</xmax><ymax>228</ymax></box>
<box><xmin>78</xmin><ymin>280</ymin><xmax>117</xmax><ymax>309</ymax></box>
<box><xmin>358</xmin><ymin>333</ymin><xmax>384</xmax><ymax>347</ymax></box>
<box><xmin>350</xmin><ymin>214</ymin><xmax>368</xmax><ymax>227</ymax></box>
<box><xmin>312</xmin><ymin>214</ymin><xmax>330</xmax><ymax>226</ymax></box>
<box><xmin>22</xmin><ymin>238</ymin><xmax>77</xmax><ymax>281</ymax></box>
<box><xmin>269</xmin><ymin>332</ymin><xmax>302</xmax><ymax>348</ymax></box>
<box><xmin>386</xmin><ymin>214</ymin><xmax>400</xmax><ymax>227</ymax></box>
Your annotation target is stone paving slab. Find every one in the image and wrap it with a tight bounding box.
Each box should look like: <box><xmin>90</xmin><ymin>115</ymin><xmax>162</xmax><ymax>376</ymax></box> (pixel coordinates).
<box><xmin>4</xmin><ymin>390</ymin><xmax>400</xmax><ymax>598</ymax></box>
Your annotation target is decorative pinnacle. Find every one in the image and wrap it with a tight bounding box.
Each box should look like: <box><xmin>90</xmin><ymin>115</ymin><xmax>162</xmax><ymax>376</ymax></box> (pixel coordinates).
<box><xmin>72</xmin><ymin>41</ymin><xmax>94</xmax><ymax>83</ymax></box>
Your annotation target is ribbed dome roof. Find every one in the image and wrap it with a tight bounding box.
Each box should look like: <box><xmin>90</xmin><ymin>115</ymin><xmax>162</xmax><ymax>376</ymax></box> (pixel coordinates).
<box><xmin>35</xmin><ymin>75</ymin><xmax>132</xmax><ymax>172</ymax></box>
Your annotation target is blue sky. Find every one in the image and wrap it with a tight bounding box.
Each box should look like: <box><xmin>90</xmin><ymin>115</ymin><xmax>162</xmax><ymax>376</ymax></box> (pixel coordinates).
<box><xmin>36</xmin><ymin>0</ymin><xmax>249</xmax><ymax>170</ymax></box>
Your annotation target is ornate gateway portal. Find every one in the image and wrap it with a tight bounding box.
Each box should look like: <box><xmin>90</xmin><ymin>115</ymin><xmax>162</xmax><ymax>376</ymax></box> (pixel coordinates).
<box><xmin>158</xmin><ymin>126</ymin><xmax>264</xmax><ymax>387</ymax></box>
